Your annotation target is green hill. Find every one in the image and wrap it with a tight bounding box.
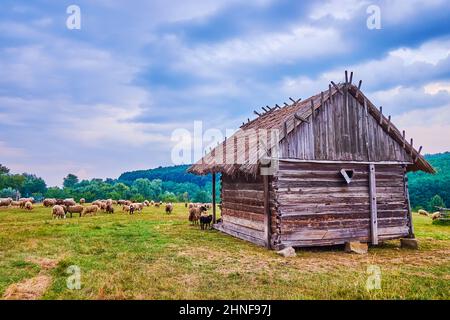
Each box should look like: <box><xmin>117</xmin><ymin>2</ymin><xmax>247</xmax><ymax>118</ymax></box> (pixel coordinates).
<box><xmin>118</xmin><ymin>164</ymin><xmax>213</xmax><ymax>186</ymax></box>
<box><xmin>408</xmin><ymin>152</ymin><xmax>450</xmax><ymax>211</ymax></box>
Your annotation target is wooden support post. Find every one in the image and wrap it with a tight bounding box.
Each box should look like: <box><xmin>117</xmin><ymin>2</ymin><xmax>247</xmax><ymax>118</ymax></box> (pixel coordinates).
<box><xmin>404</xmin><ymin>169</ymin><xmax>414</xmax><ymax>238</ymax></box>
<box><xmin>369</xmin><ymin>164</ymin><xmax>378</xmax><ymax>245</ymax></box>
<box><xmin>263</xmin><ymin>175</ymin><xmax>271</xmax><ymax>249</ymax></box>
<box><xmin>310</xmin><ymin>100</ymin><xmax>315</xmax><ymax>157</ymax></box>
<box><xmin>212</xmin><ymin>173</ymin><xmax>216</xmax><ymax>224</ymax></box>
<box><xmin>345</xmin><ymin>70</ymin><xmax>348</xmax><ymax>84</ymax></box>
<box><xmin>349</xmin><ymin>71</ymin><xmax>353</xmax><ymax>85</ymax></box>
<box><xmin>387</xmin><ymin>115</ymin><xmax>391</xmax><ymax>133</ymax></box>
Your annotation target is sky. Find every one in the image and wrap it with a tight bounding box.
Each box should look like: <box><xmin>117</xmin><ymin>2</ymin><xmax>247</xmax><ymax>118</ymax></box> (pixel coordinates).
<box><xmin>0</xmin><ymin>0</ymin><xmax>450</xmax><ymax>186</ymax></box>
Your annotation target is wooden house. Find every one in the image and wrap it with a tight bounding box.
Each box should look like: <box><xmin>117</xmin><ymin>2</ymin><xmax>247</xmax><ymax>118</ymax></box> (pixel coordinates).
<box><xmin>188</xmin><ymin>72</ymin><xmax>435</xmax><ymax>250</ymax></box>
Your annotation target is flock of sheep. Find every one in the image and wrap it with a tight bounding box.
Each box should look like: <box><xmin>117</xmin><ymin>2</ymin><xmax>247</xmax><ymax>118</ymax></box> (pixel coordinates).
<box><xmin>418</xmin><ymin>209</ymin><xmax>443</xmax><ymax>220</ymax></box>
<box><xmin>0</xmin><ymin>197</ymin><xmax>34</xmax><ymax>210</ymax></box>
<box><xmin>0</xmin><ymin>197</ymin><xmax>215</xmax><ymax>230</ymax></box>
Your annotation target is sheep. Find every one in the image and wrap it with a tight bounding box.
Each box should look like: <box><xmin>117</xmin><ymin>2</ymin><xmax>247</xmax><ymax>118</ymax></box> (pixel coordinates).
<box><xmin>112</xmin><ymin>200</ymin><xmax>118</xmax><ymax>205</ymax></box>
<box><xmin>18</xmin><ymin>198</ymin><xmax>33</xmax><ymax>209</ymax></box>
<box><xmin>200</xmin><ymin>214</ymin><xmax>213</xmax><ymax>230</ymax></box>
<box><xmin>188</xmin><ymin>203</ymin><xmax>194</xmax><ymax>209</ymax></box>
<box><xmin>24</xmin><ymin>201</ymin><xmax>33</xmax><ymax>211</ymax></box>
<box><xmin>105</xmin><ymin>204</ymin><xmax>114</xmax><ymax>214</ymax></box>
<box><xmin>55</xmin><ymin>199</ymin><xmax>65</xmax><ymax>205</ymax></box>
<box><xmin>82</xmin><ymin>205</ymin><xmax>99</xmax><ymax>217</ymax></box>
<box><xmin>431</xmin><ymin>212</ymin><xmax>441</xmax><ymax>220</ymax></box>
<box><xmin>185</xmin><ymin>202</ymin><xmax>188</xmax><ymax>208</ymax></box>
<box><xmin>165</xmin><ymin>203</ymin><xmax>173</xmax><ymax>214</ymax></box>
<box><xmin>63</xmin><ymin>199</ymin><xmax>76</xmax><ymax>207</ymax></box>
<box><xmin>118</xmin><ymin>200</ymin><xmax>126</xmax><ymax>206</ymax></box>
<box><xmin>11</xmin><ymin>201</ymin><xmax>21</xmax><ymax>207</ymax></box>
<box><xmin>144</xmin><ymin>200</ymin><xmax>150</xmax><ymax>207</ymax></box>
<box><xmin>418</xmin><ymin>209</ymin><xmax>429</xmax><ymax>217</ymax></box>
<box><xmin>154</xmin><ymin>202</ymin><xmax>160</xmax><ymax>208</ymax></box>
<box><xmin>188</xmin><ymin>205</ymin><xmax>207</xmax><ymax>225</ymax></box>
<box><xmin>150</xmin><ymin>200</ymin><xmax>155</xmax><ymax>206</ymax></box>
<box><xmin>129</xmin><ymin>204</ymin><xmax>135</xmax><ymax>215</ymax></box>
<box><xmin>0</xmin><ymin>198</ymin><xmax>12</xmax><ymax>207</ymax></box>
<box><xmin>52</xmin><ymin>205</ymin><xmax>66</xmax><ymax>219</ymax></box>
<box><xmin>79</xmin><ymin>198</ymin><xmax>85</xmax><ymax>204</ymax></box>
<box><xmin>106</xmin><ymin>199</ymin><xmax>113</xmax><ymax>206</ymax></box>
<box><xmin>43</xmin><ymin>198</ymin><xmax>57</xmax><ymax>207</ymax></box>
<box><xmin>66</xmin><ymin>205</ymin><xmax>84</xmax><ymax>218</ymax></box>
<box><xmin>122</xmin><ymin>205</ymin><xmax>130</xmax><ymax>213</ymax></box>
<box><xmin>131</xmin><ymin>203</ymin><xmax>144</xmax><ymax>213</ymax></box>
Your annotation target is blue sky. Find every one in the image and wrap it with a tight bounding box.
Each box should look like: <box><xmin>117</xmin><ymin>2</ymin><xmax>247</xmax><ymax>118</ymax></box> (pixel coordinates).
<box><xmin>1</xmin><ymin>0</ymin><xmax>450</xmax><ymax>186</ymax></box>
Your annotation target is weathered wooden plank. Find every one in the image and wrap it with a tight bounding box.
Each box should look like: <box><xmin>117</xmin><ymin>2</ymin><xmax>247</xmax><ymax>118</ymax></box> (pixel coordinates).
<box><xmin>369</xmin><ymin>164</ymin><xmax>378</xmax><ymax>245</ymax></box>
<box><xmin>263</xmin><ymin>175</ymin><xmax>271</xmax><ymax>249</ymax></box>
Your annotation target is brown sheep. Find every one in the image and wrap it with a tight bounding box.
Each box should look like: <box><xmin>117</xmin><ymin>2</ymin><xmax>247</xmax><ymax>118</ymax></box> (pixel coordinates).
<box><xmin>24</xmin><ymin>201</ymin><xmax>33</xmax><ymax>211</ymax></box>
<box><xmin>122</xmin><ymin>205</ymin><xmax>130</xmax><ymax>213</ymax></box>
<box><xmin>188</xmin><ymin>205</ymin><xmax>207</xmax><ymax>225</ymax></box>
<box><xmin>105</xmin><ymin>204</ymin><xmax>114</xmax><ymax>214</ymax></box>
<box><xmin>165</xmin><ymin>203</ymin><xmax>173</xmax><ymax>214</ymax></box>
<box><xmin>52</xmin><ymin>205</ymin><xmax>66</xmax><ymax>219</ymax></box>
<box><xmin>154</xmin><ymin>202</ymin><xmax>160</xmax><ymax>208</ymax></box>
<box><xmin>79</xmin><ymin>198</ymin><xmax>86</xmax><ymax>204</ymax></box>
<box><xmin>63</xmin><ymin>199</ymin><xmax>76</xmax><ymax>207</ymax></box>
<box><xmin>82</xmin><ymin>205</ymin><xmax>99</xmax><ymax>216</ymax></box>
<box><xmin>43</xmin><ymin>198</ymin><xmax>57</xmax><ymax>207</ymax></box>
<box><xmin>67</xmin><ymin>205</ymin><xmax>84</xmax><ymax>218</ymax></box>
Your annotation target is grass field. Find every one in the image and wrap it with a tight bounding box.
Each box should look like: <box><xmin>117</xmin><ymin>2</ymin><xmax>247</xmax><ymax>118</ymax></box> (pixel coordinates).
<box><xmin>0</xmin><ymin>204</ymin><xmax>448</xmax><ymax>300</ymax></box>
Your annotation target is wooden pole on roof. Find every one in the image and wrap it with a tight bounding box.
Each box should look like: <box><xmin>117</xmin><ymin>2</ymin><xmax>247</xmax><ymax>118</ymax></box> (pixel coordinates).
<box><xmin>387</xmin><ymin>115</ymin><xmax>391</xmax><ymax>133</ymax></box>
<box><xmin>379</xmin><ymin>107</ymin><xmax>383</xmax><ymax>125</ymax></box>
<box><xmin>212</xmin><ymin>172</ymin><xmax>216</xmax><ymax>224</ymax></box>
<box><xmin>331</xmin><ymin>81</ymin><xmax>342</xmax><ymax>94</ymax></box>
<box><xmin>410</xmin><ymin>138</ymin><xmax>414</xmax><ymax>157</ymax></box>
<box><xmin>345</xmin><ymin>70</ymin><xmax>348</xmax><ymax>84</ymax></box>
<box><xmin>415</xmin><ymin>146</ymin><xmax>423</xmax><ymax>162</ymax></box>
<box><xmin>254</xmin><ymin>110</ymin><xmax>261</xmax><ymax>116</ymax></box>
<box><xmin>328</xmin><ymin>84</ymin><xmax>332</xmax><ymax>103</ymax></box>
<box><xmin>402</xmin><ymin>130</ymin><xmax>406</xmax><ymax>148</ymax></box>
<box><xmin>349</xmin><ymin>71</ymin><xmax>353</xmax><ymax>85</ymax></box>
<box><xmin>356</xmin><ymin>80</ymin><xmax>362</xmax><ymax>98</ymax></box>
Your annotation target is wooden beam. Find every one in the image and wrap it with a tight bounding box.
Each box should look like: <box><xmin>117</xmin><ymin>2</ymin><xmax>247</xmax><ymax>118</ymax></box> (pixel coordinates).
<box><xmin>345</xmin><ymin>70</ymin><xmax>348</xmax><ymax>84</ymax></box>
<box><xmin>273</xmin><ymin>158</ymin><xmax>413</xmax><ymax>165</ymax></box>
<box><xmin>369</xmin><ymin>164</ymin><xmax>379</xmax><ymax>245</ymax></box>
<box><xmin>289</xmin><ymin>97</ymin><xmax>296</xmax><ymax>104</ymax></box>
<box><xmin>415</xmin><ymin>146</ymin><xmax>423</xmax><ymax>162</ymax></box>
<box><xmin>387</xmin><ymin>115</ymin><xmax>391</xmax><ymax>133</ymax></box>
<box><xmin>349</xmin><ymin>71</ymin><xmax>353</xmax><ymax>85</ymax></box>
<box><xmin>364</xmin><ymin>98</ymin><xmax>371</xmax><ymax>161</ymax></box>
<box><xmin>294</xmin><ymin>113</ymin><xmax>309</xmax><ymax>123</ymax></box>
<box><xmin>263</xmin><ymin>175</ymin><xmax>271</xmax><ymax>249</ymax></box>
<box><xmin>331</xmin><ymin>81</ymin><xmax>342</xmax><ymax>94</ymax></box>
<box><xmin>254</xmin><ymin>110</ymin><xmax>261</xmax><ymax>116</ymax></box>
<box><xmin>212</xmin><ymin>173</ymin><xmax>216</xmax><ymax>224</ymax></box>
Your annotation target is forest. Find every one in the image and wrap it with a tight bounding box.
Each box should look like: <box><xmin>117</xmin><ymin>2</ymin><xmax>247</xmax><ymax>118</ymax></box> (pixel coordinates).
<box><xmin>0</xmin><ymin>152</ymin><xmax>448</xmax><ymax>209</ymax></box>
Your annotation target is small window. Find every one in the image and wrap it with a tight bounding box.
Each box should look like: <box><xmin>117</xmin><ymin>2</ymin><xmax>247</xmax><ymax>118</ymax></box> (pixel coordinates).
<box><xmin>340</xmin><ymin>169</ymin><xmax>355</xmax><ymax>184</ymax></box>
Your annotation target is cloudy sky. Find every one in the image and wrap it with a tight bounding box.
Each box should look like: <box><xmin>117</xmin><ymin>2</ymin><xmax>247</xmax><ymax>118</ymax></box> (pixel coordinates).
<box><xmin>1</xmin><ymin>0</ymin><xmax>449</xmax><ymax>186</ymax></box>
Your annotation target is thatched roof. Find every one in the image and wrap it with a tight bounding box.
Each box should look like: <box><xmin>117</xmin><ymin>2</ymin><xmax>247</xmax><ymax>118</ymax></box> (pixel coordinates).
<box><xmin>188</xmin><ymin>75</ymin><xmax>435</xmax><ymax>176</ymax></box>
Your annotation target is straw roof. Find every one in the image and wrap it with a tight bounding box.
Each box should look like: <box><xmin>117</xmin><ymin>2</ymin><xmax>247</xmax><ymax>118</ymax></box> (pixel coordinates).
<box><xmin>188</xmin><ymin>75</ymin><xmax>435</xmax><ymax>176</ymax></box>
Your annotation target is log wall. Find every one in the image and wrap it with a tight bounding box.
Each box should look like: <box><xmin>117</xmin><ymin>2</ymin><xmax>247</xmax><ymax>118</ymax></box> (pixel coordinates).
<box><xmin>218</xmin><ymin>174</ymin><xmax>269</xmax><ymax>247</ymax></box>
<box><xmin>272</xmin><ymin>160</ymin><xmax>410</xmax><ymax>248</ymax></box>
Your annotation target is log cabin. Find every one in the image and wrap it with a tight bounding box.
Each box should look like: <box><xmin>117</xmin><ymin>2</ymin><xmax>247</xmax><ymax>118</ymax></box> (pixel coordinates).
<box><xmin>188</xmin><ymin>72</ymin><xmax>435</xmax><ymax>250</ymax></box>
